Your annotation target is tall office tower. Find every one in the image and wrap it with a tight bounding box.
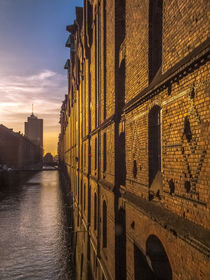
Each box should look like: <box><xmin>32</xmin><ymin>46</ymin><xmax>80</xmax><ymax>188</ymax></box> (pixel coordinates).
<box><xmin>24</xmin><ymin>112</ymin><xmax>43</xmax><ymax>148</ymax></box>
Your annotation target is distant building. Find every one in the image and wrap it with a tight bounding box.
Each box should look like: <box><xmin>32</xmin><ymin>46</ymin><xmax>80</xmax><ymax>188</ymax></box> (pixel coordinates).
<box><xmin>0</xmin><ymin>124</ymin><xmax>42</xmax><ymax>169</ymax></box>
<box><xmin>25</xmin><ymin>113</ymin><xmax>43</xmax><ymax>149</ymax></box>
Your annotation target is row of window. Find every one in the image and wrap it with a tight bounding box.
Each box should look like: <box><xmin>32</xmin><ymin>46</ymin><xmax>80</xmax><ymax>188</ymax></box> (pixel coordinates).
<box><xmin>78</xmin><ymin>182</ymin><xmax>107</xmax><ymax>249</ymax></box>
<box><xmin>83</xmin><ymin>133</ymin><xmax>107</xmax><ymax>173</ymax></box>
<box><xmin>85</xmin><ymin>0</ymin><xmax>163</xmax><ymax>130</ymax></box>
<box><xmin>83</xmin><ymin>105</ymin><xmax>161</xmax><ymax>186</ymax></box>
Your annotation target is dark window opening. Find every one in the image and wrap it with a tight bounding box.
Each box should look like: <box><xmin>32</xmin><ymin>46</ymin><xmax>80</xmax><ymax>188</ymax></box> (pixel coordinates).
<box><xmin>146</xmin><ymin>235</ymin><xmax>172</xmax><ymax>280</ymax></box>
<box><xmin>103</xmin><ymin>0</ymin><xmax>107</xmax><ymax>120</ymax></box>
<box><xmin>89</xmin><ymin>71</ymin><xmax>92</xmax><ymax>132</ymax></box>
<box><xmin>184</xmin><ymin>181</ymin><xmax>191</xmax><ymax>193</ymax></box>
<box><xmin>184</xmin><ymin>116</ymin><xmax>192</xmax><ymax>142</ymax></box>
<box><xmin>95</xmin><ymin>11</ymin><xmax>98</xmax><ymax>128</ymax></box>
<box><xmin>84</xmin><ymin>184</ymin><xmax>86</xmax><ymax>211</ymax></box>
<box><xmin>88</xmin><ymin>185</ymin><xmax>91</xmax><ymax>224</ymax></box>
<box><xmin>103</xmin><ymin>133</ymin><xmax>107</xmax><ymax>172</ymax></box>
<box><xmin>119</xmin><ymin>131</ymin><xmax>126</xmax><ymax>186</ymax></box>
<box><xmin>134</xmin><ymin>244</ymin><xmax>155</xmax><ymax>280</ymax></box>
<box><xmin>84</xmin><ymin>143</ymin><xmax>86</xmax><ymax>167</ymax></box>
<box><xmin>149</xmin><ymin>0</ymin><xmax>163</xmax><ymax>82</ymax></box>
<box><xmin>89</xmin><ymin>144</ymin><xmax>91</xmax><ymax>173</ymax></box>
<box><xmin>80</xmin><ymin>254</ymin><xmax>84</xmax><ymax>280</ymax></box>
<box><xmin>77</xmin><ymin>212</ymin><xmax>80</xmax><ymax>227</ymax></box>
<box><xmin>149</xmin><ymin>105</ymin><xmax>161</xmax><ymax>186</ymax></box>
<box><xmin>95</xmin><ymin>138</ymin><xmax>97</xmax><ymax>170</ymax></box>
<box><xmin>87</xmin><ymin>1</ymin><xmax>93</xmax><ymax>46</ymax></box>
<box><xmin>118</xmin><ymin>60</ymin><xmax>125</xmax><ymax>109</ymax></box>
<box><xmin>78</xmin><ymin>180</ymin><xmax>80</xmax><ymax>202</ymax></box>
<box><xmin>80</xmin><ymin>180</ymin><xmax>83</xmax><ymax>207</ymax></box>
<box><xmin>94</xmin><ymin>193</ymin><xmax>97</xmax><ymax>230</ymax></box>
<box><xmin>102</xmin><ymin>201</ymin><xmax>107</xmax><ymax>248</ymax></box>
<box><xmin>133</xmin><ymin>160</ymin><xmax>137</xmax><ymax>179</ymax></box>
<box><xmin>168</xmin><ymin>179</ymin><xmax>175</xmax><ymax>195</ymax></box>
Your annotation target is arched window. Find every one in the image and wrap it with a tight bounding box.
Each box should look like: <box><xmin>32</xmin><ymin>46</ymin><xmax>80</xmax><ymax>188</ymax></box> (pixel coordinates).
<box><xmin>134</xmin><ymin>244</ymin><xmax>154</xmax><ymax>280</ymax></box>
<box><xmin>102</xmin><ymin>201</ymin><xmax>107</xmax><ymax>248</ymax></box>
<box><xmin>146</xmin><ymin>235</ymin><xmax>172</xmax><ymax>279</ymax></box>
<box><xmin>149</xmin><ymin>105</ymin><xmax>161</xmax><ymax>186</ymax></box>
<box><xmin>134</xmin><ymin>236</ymin><xmax>172</xmax><ymax>280</ymax></box>
<box><xmin>94</xmin><ymin>193</ymin><xmax>97</xmax><ymax>230</ymax></box>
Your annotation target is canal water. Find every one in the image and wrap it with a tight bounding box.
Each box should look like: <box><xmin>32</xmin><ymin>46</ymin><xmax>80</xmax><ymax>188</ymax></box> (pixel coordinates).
<box><xmin>0</xmin><ymin>171</ymin><xmax>74</xmax><ymax>280</ymax></box>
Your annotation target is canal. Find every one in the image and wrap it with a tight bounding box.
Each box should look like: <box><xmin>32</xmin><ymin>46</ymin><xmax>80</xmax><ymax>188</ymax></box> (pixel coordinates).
<box><xmin>0</xmin><ymin>171</ymin><xmax>74</xmax><ymax>280</ymax></box>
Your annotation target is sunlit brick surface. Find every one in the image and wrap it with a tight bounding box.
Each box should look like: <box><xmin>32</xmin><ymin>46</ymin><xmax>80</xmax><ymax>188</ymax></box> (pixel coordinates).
<box><xmin>58</xmin><ymin>1</ymin><xmax>210</xmax><ymax>279</ymax></box>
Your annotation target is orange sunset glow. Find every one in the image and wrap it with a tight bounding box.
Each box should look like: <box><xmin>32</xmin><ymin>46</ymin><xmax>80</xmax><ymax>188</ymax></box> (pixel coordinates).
<box><xmin>0</xmin><ymin>0</ymin><xmax>83</xmax><ymax>156</ymax></box>
<box><xmin>0</xmin><ymin>70</ymin><xmax>65</xmax><ymax>155</ymax></box>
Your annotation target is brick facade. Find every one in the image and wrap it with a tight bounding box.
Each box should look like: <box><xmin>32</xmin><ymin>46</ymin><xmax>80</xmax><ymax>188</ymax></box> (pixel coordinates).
<box><xmin>58</xmin><ymin>1</ymin><xmax>210</xmax><ymax>279</ymax></box>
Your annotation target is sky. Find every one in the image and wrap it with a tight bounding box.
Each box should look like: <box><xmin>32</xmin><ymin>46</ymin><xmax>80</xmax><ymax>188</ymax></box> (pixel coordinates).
<box><xmin>0</xmin><ymin>0</ymin><xmax>83</xmax><ymax>156</ymax></box>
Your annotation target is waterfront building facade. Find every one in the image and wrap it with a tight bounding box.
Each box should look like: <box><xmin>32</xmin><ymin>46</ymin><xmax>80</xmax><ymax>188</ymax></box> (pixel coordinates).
<box><xmin>0</xmin><ymin>124</ymin><xmax>42</xmax><ymax>169</ymax></box>
<box><xmin>59</xmin><ymin>1</ymin><xmax>210</xmax><ymax>279</ymax></box>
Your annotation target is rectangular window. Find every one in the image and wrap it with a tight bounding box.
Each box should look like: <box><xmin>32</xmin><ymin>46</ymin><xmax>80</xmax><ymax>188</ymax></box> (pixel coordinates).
<box><xmin>88</xmin><ymin>186</ymin><xmax>91</xmax><ymax>224</ymax></box>
<box><xmin>103</xmin><ymin>133</ymin><xmax>107</xmax><ymax>172</ymax></box>
<box><xmin>95</xmin><ymin>9</ymin><xmax>98</xmax><ymax>128</ymax></box>
<box><xmin>84</xmin><ymin>143</ymin><xmax>86</xmax><ymax>167</ymax></box>
<box><xmin>84</xmin><ymin>184</ymin><xmax>86</xmax><ymax>211</ymax></box>
<box><xmin>94</xmin><ymin>193</ymin><xmax>97</xmax><ymax>230</ymax></box>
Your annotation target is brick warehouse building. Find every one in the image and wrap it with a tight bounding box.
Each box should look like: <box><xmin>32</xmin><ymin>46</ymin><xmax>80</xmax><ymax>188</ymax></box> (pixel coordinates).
<box><xmin>58</xmin><ymin>1</ymin><xmax>210</xmax><ymax>279</ymax></box>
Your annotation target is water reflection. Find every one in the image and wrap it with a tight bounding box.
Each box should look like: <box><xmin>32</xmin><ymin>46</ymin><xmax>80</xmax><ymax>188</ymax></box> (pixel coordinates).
<box><xmin>0</xmin><ymin>171</ymin><xmax>73</xmax><ymax>280</ymax></box>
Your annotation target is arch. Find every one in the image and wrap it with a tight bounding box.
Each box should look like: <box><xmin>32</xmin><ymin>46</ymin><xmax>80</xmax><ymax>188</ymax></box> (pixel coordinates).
<box><xmin>148</xmin><ymin>105</ymin><xmax>161</xmax><ymax>187</ymax></box>
<box><xmin>134</xmin><ymin>244</ymin><xmax>154</xmax><ymax>280</ymax></box>
<box><xmin>102</xmin><ymin>200</ymin><xmax>107</xmax><ymax>248</ymax></box>
<box><xmin>146</xmin><ymin>235</ymin><xmax>172</xmax><ymax>280</ymax></box>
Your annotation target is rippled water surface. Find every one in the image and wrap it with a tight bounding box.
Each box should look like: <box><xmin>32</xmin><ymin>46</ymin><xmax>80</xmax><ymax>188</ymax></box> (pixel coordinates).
<box><xmin>0</xmin><ymin>171</ymin><xmax>73</xmax><ymax>280</ymax></box>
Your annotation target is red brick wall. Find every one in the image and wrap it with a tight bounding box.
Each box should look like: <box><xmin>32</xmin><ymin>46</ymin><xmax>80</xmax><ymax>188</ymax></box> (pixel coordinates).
<box><xmin>162</xmin><ymin>0</ymin><xmax>209</xmax><ymax>73</ymax></box>
<box><xmin>125</xmin><ymin>0</ymin><xmax>149</xmax><ymax>103</ymax></box>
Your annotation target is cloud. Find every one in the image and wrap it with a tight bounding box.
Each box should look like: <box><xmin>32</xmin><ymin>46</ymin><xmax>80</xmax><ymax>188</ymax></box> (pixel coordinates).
<box><xmin>27</xmin><ymin>70</ymin><xmax>56</xmax><ymax>81</ymax></box>
<box><xmin>0</xmin><ymin>69</ymin><xmax>66</xmax><ymax>153</ymax></box>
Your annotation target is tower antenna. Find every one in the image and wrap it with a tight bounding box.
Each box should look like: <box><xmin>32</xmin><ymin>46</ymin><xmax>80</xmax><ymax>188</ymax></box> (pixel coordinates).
<box><xmin>32</xmin><ymin>104</ymin><xmax>34</xmax><ymax>115</ymax></box>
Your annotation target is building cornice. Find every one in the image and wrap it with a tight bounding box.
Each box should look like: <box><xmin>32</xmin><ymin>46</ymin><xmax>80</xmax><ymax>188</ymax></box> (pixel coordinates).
<box><xmin>124</xmin><ymin>38</ymin><xmax>210</xmax><ymax>114</ymax></box>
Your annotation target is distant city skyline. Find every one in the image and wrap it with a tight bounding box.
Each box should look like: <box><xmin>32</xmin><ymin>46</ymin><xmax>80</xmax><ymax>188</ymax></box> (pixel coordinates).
<box><xmin>0</xmin><ymin>0</ymin><xmax>83</xmax><ymax>155</ymax></box>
